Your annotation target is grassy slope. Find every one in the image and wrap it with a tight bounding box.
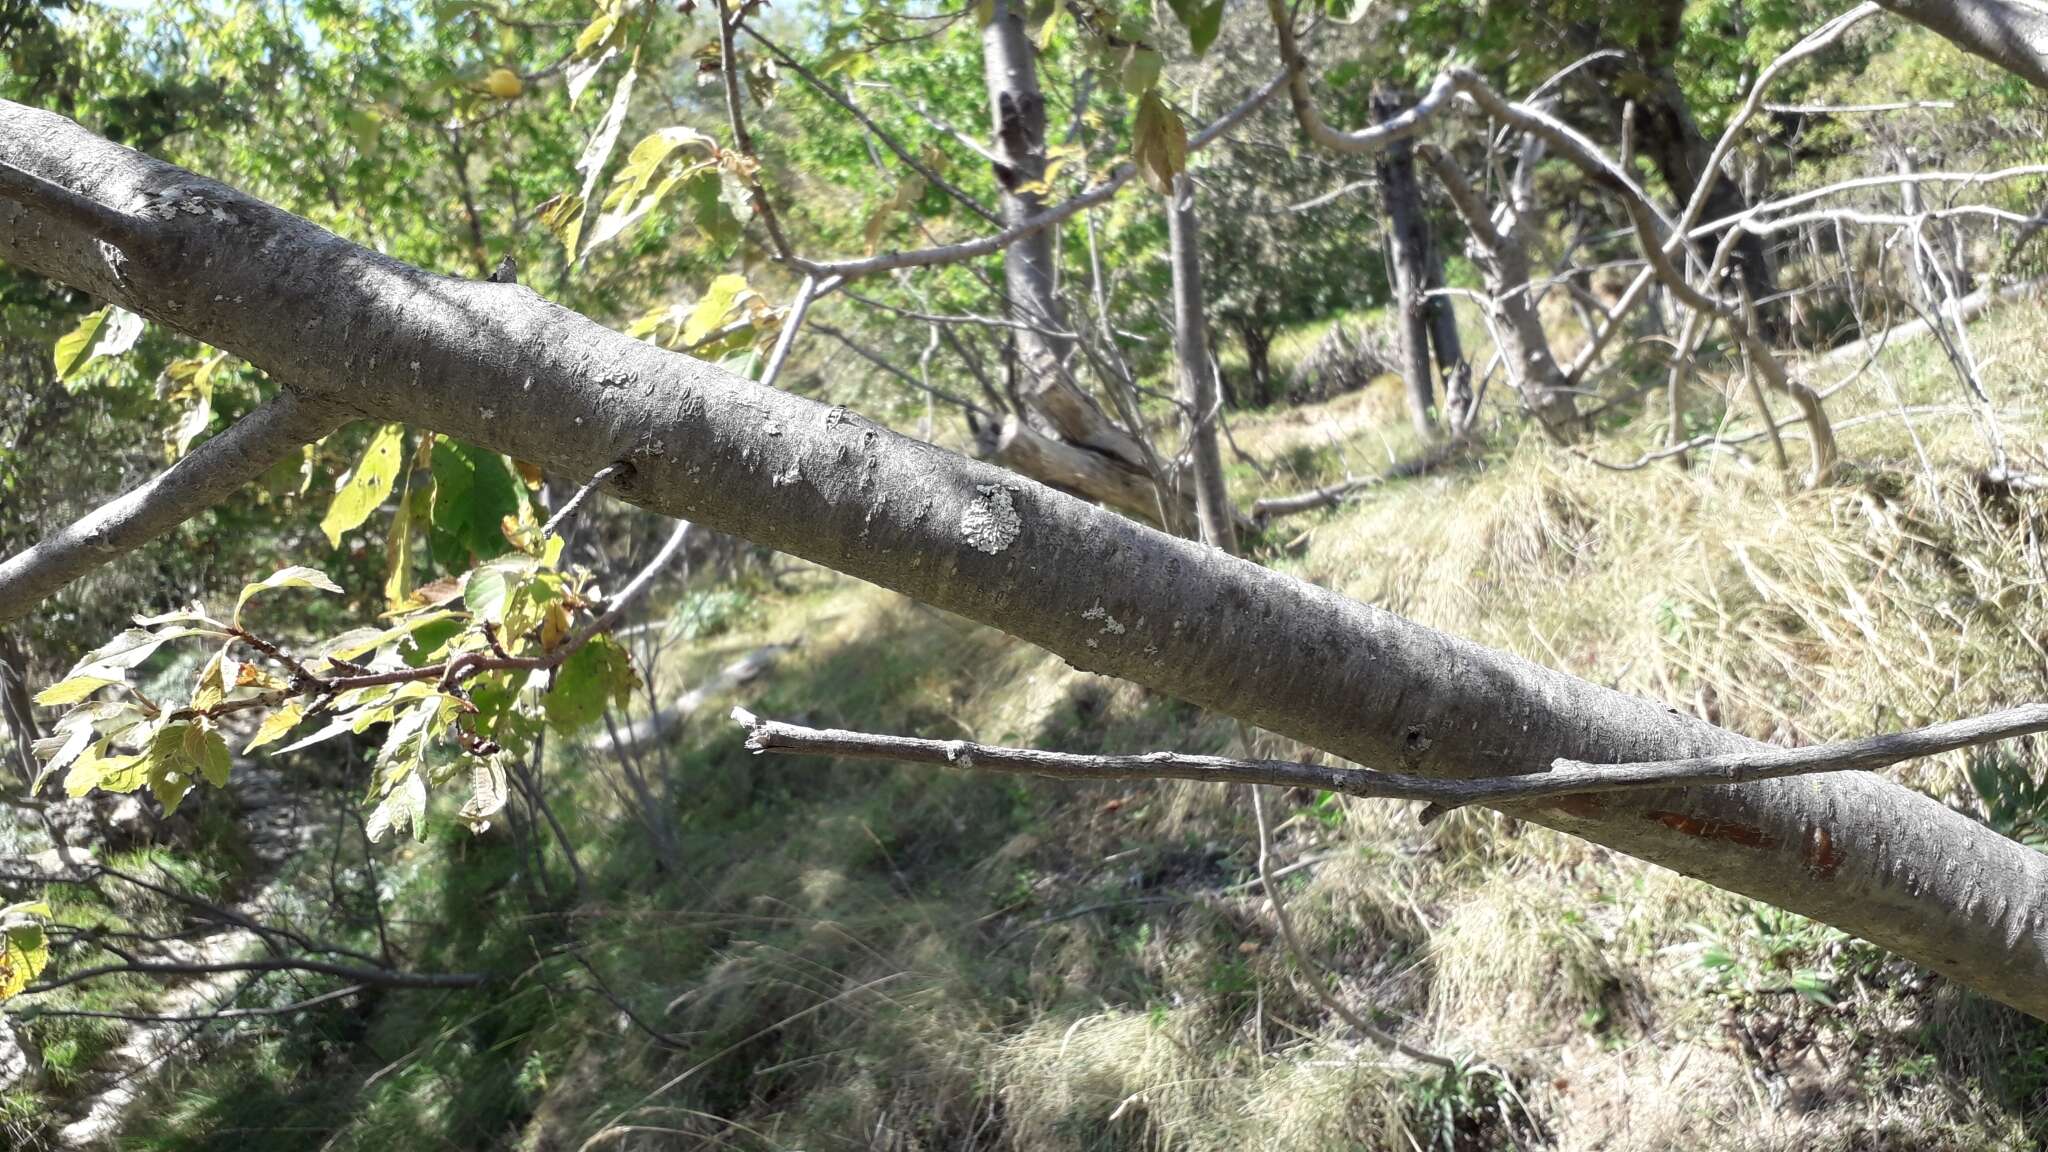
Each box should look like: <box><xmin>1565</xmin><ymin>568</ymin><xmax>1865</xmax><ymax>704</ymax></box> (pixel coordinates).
<box><xmin>58</xmin><ymin>295</ymin><xmax>2048</xmax><ymax>1152</ymax></box>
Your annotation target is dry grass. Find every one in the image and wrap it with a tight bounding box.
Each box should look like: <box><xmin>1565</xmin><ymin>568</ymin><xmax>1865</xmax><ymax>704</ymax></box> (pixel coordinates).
<box><xmin>474</xmin><ymin>297</ymin><xmax>2048</xmax><ymax>1152</ymax></box>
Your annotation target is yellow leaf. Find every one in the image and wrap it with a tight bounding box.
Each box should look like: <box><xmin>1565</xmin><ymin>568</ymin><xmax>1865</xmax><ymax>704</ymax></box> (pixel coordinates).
<box><xmin>245</xmin><ymin>702</ymin><xmax>307</xmax><ymax>754</ymax></box>
<box><xmin>321</xmin><ymin>424</ymin><xmax>406</xmax><ymax>548</ymax></box>
<box><xmin>236</xmin><ymin>564</ymin><xmax>345</xmax><ymax>624</ymax></box>
<box><xmin>53</xmin><ymin>306</ymin><xmax>110</xmax><ymax>381</ymax></box>
<box><xmin>485</xmin><ymin>67</ymin><xmax>524</xmax><ymax>99</ymax></box>
<box><xmin>34</xmin><ymin>673</ymin><xmax>121</xmax><ymax>707</ymax></box>
<box><xmin>0</xmin><ymin>923</ymin><xmax>48</xmax><ymax>1001</ymax></box>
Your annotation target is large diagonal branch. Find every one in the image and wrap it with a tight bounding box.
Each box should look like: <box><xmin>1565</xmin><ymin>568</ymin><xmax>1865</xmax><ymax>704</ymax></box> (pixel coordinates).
<box><xmin>1873</xmin><ymin>0</ymin><xmax>2048</xmax><ymax>91</ymax></box>
<box><xmin>0</xmin><ymin>388</ymin><xmax>345</xmax><ymax>626</ymax></box>
<box><xmin>2</xmin><ymin>102</ymin><xmax>2045</xmax><ymax>1020</ymax></box>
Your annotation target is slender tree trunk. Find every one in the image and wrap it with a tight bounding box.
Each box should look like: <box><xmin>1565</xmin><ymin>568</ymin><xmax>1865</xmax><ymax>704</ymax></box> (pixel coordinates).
<box><xmin>1419</xmin><ymin>146</ymin><xmax>1580</xmax><ymax>438</ymax></box>
<box><xmin>980</xmin><ymin>0</ymin><xmax>1149</xmax><ymax>473</ymax></box>
<box><xmin>1236</xmin><ymin>322</ymin><xmax>1275</xmax><ymax>408</ymax></box>
<box><xmin>1422</xmin><ymin>230</ymin><xmax>1472</xmax><ymax>433</ymax></box>
<box><xmin>1166</xmin><ymin>174</ymin><xmax>1237</xmax><ymax>555</ymax></box>
<box><xmin>9</xmin><ymin>101</ymin><xmax>2048</xmax><ymax>1021</ymax></box>
<box><xmin>1373</xmin><ymin>87</ymin><xmax>1440</xmax><ymax>439</ymax></box>
<box><xmin>0</xmin><ymin>632</ymin><xmax>38</xmax><ymax>786</ymax></box>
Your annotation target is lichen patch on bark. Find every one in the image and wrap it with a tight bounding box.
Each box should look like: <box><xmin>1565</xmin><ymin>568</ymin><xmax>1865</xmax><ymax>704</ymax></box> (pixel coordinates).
<box><xmin>961</xmin><ymin>484</ymin><xmax>1022</xmax><ymax>554</ymax></box>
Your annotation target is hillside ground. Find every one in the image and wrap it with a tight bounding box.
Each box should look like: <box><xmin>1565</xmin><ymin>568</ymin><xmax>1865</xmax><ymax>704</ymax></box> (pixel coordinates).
<box><xmin>11</xmin><ymin>292</ymin><xmax>2048</xmax><ymax>1151</ymax></box>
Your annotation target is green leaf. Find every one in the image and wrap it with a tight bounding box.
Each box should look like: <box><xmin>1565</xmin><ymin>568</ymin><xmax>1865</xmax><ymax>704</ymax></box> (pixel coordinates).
<box><xmin>235</xmin><ymin>564</ymin><xmax>344</xmax><ymax>624</ymax></box>
<box><xmin>53</xmin><ymin>306</ymin><xmax>110</xmax><ymax>381</ymax></box>
<box><xmin>543</xmin><ymin>635</ymin><xmax>637</xmax><ymax>734</ymax></box>
<box><xmin>683</xmin><ymin>168</ymin><xmax>742</xmax><ymax>255</ymax></box>
<box><xmin>322</xmin><ymin>423</ymin><xmax>407</xmax><ymax>548</ymax></box>
<box><xmin>194</xmin><ymin>725</ymin><xmax>232</xmax><ymax>788</ymax></box>
<box><xmin>429</xmin><ymin>438</ymin><xmax>521</xmax><ymax>567</ymax></box>
<box><xmin>1121</xmin><ymin>47</ymin><xmax>1163</xmax><ymax>97</ymax></box>
<box><xmin>464</xmin><ymin>558</ymin><xmax>532</xmax><ymax>625</ymax></box>
<box><xmin>1186</xmin><ymin>0</ymin><xmax>1224</xmax><ymax>53</ymax></box>
<box><xmin>1035</xmin><ymin>0</ymin><xmax>1064</xmax><ymax>49</ymax></box>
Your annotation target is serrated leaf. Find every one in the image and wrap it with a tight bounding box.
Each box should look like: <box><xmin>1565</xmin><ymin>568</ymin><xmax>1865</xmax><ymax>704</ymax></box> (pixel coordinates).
<box><xmin>273</xmin><ymin>716</ymin><xmax>357</xmax><ymax>756</ymax></box>
<box><xmin>457</xmin><ymin>757</ymin><xmax>509</xmax><ymax>831</ymax></box>
<box><xmin>34</xmin><ymin>673</ymin><xmax>122</xmax><ymax>707</ymax></box>
<box><xmin>236</xmin><ymin>564</ymin><xmax>344</xmax><ymax>624</ymax></box>
<box><xmin>429</xmin><ymin>438</ymin><xmax>521</xmax><ymax>567</ymax></box>
<box><xmin>1</xmin><ymin>923</ymin><xmax>48</xmax><ymax>1000</ymax></box>
<box><xmin>544</xmin><ymin>635</ymin><xmax>638</xmax><ymax>734</ymax></box>
<box><xmin>245</xmin><ymin>702</ymin><xmax>308</xmax><ymax>754</ymax></box>
<box><xmin>191</xmin><ymin>648</ymin><xmax>228</xmax><ymax>711</ymax></box>
<box><xmin>53</xmin><ymin>306</ymin><xmax>110</xmax><ymax>381</ymax></box>
<box><xmin>322</xmin><ymin>423</ymin><xmax>406</xmax><ymax>548</ymax></box>
<box><xmin>68</xmin><ymin>740</ymin><xmax>150</xmax><ymax>797</ymax></box>
<box><xmin>683</xmin><ymin>274</ymin><xmax>758</xmax><ymax>348</ymax></box>
<box><xmin>195</xmin><ymin>726</ymin><xmax>232</xmax><ymax>788</ymax></box>
<box><xmin>366</xmin><ymin>767</ymin><xmax>430</xmax><ymax>843</ymax></box>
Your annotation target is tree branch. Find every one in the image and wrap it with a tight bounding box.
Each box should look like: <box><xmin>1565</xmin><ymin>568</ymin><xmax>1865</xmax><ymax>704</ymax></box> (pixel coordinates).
<box><xmin>790</xmin><ymin>70</ymin><xmax>1287</xmax><ymax>279</ymax></box>
<box><xmin>0</xmin><ymin>388</ymin><xmax>346</xmax><ymax>627</ymax></box>
<box><xmin>1872</xmin><ymin>0</ymin><xmax>2048</xmax><ymax>91</ymax></box>
<box><xmin>734</xmin><ymin>703</ymin><xmax>2048</xmax><ymax>817</ymax></box>
<box><xmin>8</xmin><ymin>100</ymin><xmax>2048</xmax><ymax>1019</ymax></box>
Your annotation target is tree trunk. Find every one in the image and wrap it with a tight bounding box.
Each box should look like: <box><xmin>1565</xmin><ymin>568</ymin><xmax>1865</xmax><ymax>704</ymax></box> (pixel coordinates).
<box><xmin>7</xmin><ymin>103</ymin><xmax>2048</xmax><ymax>1021</ymax></box>
<box><xmin>0</xmin><ymin>632</ymin><xmax>38</xmax><ymax>786</ymax></box>
<box><xmin>1166</xmin><ymin>174</ymin><xmax>1237</xmax><ymax>555</ymax></box>
<box><xmin>1373</xmin><ymin>87</ymin><xmax>1440</xmax><ymax>440</ymax></box>
<box><xmin>1422</xmin><ymin>230</ymin><xmax>1473</xmax><ymax>433</ymax></box>
<box><xmin>1419</xmin><ymin>145</ymin><xmax>1581</xmax><ymax>438</ymax></box>
<box><xmin>1238</xmin><ymin>324</ymin><xmax>1274</xmax><ymax>408</ymax></box>
<box><xmin>980</xmin><ymin>0</ymin><xmax>1149</xmax><ymax>473</ymax></box>
<box><xmin>1603</xmin><ymin>61</ymin><xmax>1783</xmax><ymax>341</ymax></box>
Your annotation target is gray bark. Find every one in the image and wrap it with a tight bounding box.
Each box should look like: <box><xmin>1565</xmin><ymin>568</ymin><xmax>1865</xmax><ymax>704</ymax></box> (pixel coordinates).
<box><xmin>1874</xmin><ymin>0</ymin><xmax>2048</xmax><ymax>92</ymax></box>
<box><xmin>1422</xmin><ymin>234</ymin><xmax>1473</xmax><ymax>434</ymax></box>
<box><xmin>4</xmin><ymin>102</ymin><xmax>2048</xmax><ymax>1020</ymax></box>
<box><xmin>984</xmin><ymin>414</ymin><xmax>1168</xmax><ymax>527</ymax></box>
<box><xmin>1373</xmin><ymin>88</ymin><xmax>1440</xmax><ymax>440</ymax></box>
<box><xmin>0</xmin><ymin>388</ymin><xmax>344</xmax><ymax>615</ymax></box>
<box><xmin>0</xmin><ymin>632</ymin><xmax>37</xmax><ymax>785</ymax></box>
<box><xmin>980</xmin><ymin>0</ymin><xmax>1149</xmax><ymax>474</ymax></box>
<box><xmin>1419</xmin><ymin>146</ymin><xmax>1581</xmax><ymax>438</ymax></box>
<box><xmin>1165</xmin><ymin>174</ymin><xmax>1237</xmax><ymax>554</ymax></box>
